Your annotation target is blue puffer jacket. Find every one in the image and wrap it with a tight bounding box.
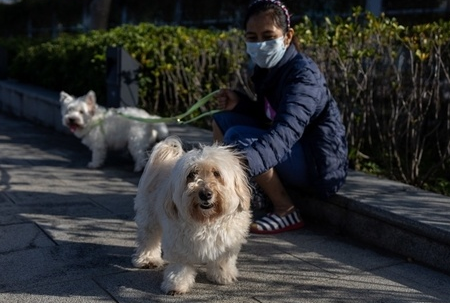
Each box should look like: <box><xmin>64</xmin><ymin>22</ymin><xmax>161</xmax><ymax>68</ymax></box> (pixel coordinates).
<box><xmin>233</xmin><ymin>44</ymin><xmax>348</xmax><ymax>198</ymax></box>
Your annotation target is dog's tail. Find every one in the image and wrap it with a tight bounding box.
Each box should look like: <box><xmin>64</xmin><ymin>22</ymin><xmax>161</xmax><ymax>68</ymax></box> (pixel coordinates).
<box><xmin>137</xmin><ymin>136</ymin><xmax>184</xmax><ymax>193</ymax></box>
<box><xmin>154</xmin><ymin>123</ymin><xmax>170</xmax><ymax>142</ymax></box>
<box><xmin>148</xmin><ymin>136</ymin><xmax>184</xmax><ymax>166</ymax></box>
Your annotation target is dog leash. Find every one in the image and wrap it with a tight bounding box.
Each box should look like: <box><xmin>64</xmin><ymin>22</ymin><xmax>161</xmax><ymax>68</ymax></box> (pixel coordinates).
<box><xmin>117</xmin><ymin>90</ymin><xmax>221</xmax><ymax>124</ymax></box>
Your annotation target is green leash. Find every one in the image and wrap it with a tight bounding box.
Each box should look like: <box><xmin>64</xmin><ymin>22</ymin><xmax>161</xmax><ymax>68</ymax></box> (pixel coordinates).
<box><xmin>118</xmin><ymin>90</ymin><xmax>221</xmax><ymax>124</ymax></box>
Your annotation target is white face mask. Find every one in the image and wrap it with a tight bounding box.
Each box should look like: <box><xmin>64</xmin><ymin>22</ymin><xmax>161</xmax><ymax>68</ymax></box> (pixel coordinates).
<box><xmin>246</xmin><ymin>36</ymin><xmax>287</xmax><ymax>69</ymax></box>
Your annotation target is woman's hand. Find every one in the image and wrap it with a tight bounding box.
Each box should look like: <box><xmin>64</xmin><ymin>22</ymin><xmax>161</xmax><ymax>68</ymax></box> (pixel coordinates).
<box><xmin>217</xmin><ymin>89</ymin><xmax>239</xmax><ymax>111</ymax></box>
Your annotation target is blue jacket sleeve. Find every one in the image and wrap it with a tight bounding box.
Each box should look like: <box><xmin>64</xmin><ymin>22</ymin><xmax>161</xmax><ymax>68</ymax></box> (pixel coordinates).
<box><xmin>243</xmin><ymin>63</ymin><xmax>325</xmax><ymax>177</ymax></box>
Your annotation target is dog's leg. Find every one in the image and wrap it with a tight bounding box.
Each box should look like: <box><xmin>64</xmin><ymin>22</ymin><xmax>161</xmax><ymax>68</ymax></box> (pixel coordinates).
<box><xmin>127</xmin><ymin>130</ymin><xmax>156</xmax><ymax>172</ymax></box>
<box><xmin>161</xmin><ymin>263</ymin><xmax>197</xmax><ymax>295</ymax></box>
<box><xmin>206</xmin><ymin>252</ymin><xmax>239</xmax><ymax>285</ymax></box>
<box><xmin>88</xmin><ymin>147</ymin><xmax>107</xmax><ymax>169</ymax></box>
<box><xmin>132</xmin><ymin>214</ymin><xmax>164</xmax><ymax>268</ymax></box>
<box><xmin>128</xmin><ymin>146</ymin><xmax>147</xmax><ymax>172</ymax></box>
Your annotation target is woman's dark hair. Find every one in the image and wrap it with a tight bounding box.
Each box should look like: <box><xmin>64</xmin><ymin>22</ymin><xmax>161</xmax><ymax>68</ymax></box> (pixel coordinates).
<box><xmin>244</xmin><ymin>0</ymin><xmax>300</xmax><ymax>51</ymax></box>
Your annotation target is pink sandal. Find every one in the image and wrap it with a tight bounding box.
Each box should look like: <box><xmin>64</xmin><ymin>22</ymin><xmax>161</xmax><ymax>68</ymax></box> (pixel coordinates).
<box><xmin>250</xmin><ymin>210</ymin><xmax>305</xmax><ymax>234</ymax></box>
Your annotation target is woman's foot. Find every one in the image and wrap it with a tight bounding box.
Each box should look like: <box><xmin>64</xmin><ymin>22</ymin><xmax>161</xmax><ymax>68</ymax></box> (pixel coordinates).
<box><xmin>250</xmin><ymin>182</ymin><xmax>271</xmax><ymax>211</ymax></box>
<box><xmin>250</xmin><ymin>209</ymin><xmax>305</xmax><ymax>234</ymax></box>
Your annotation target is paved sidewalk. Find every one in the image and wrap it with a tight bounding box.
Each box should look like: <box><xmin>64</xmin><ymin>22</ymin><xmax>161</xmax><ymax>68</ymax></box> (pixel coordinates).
<box><xmin>1</xmin><ymin>113</ymin><xmax>450</xmax><ymax>303</ymax></box>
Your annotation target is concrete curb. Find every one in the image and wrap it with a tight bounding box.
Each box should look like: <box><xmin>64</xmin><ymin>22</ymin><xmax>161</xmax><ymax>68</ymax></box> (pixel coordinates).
<box><xmin>0</xmin><ymin>80</ymin><xmax>66</xmax><ymax>133</ymax></box>
<box><xmin>296</xmin><ymin>190</ymin><xmax>450</xmax><ymax>275</ymax></box>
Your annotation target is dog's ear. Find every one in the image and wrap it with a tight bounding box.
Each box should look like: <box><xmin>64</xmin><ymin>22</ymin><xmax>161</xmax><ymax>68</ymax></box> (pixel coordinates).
<box><xmin>235</xmin><ymin>170</ymin><xmax>252</xmax><ymax>212</ymax></box>
<box><xmin>85</xmin><ymin>91</ymin><xmax>97</xmax><ymax>115</ymax></box>
<box><xmin>86</xmin><ymin>90</ymin><xmax>96</xmax><ymax>103</ymax></box>
<box><xmin>163</xmin><ymin>198</ymin><xmax>178</xmax><ymax>219</ymax></box>
<box><xmin>162</xmin><ymin>181</ymin><xmax>178</xmax><ymax>219</ymax></box>
<box><xmin>60</xmin><ymin>91</ymin><xmax>71</xmax><ymax>105</ymax></box>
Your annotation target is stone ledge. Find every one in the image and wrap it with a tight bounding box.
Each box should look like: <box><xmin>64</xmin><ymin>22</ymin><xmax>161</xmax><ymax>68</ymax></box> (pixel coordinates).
<box><xmin>292</xmin><ymin>171</ymin><xmax>450</xmax><ymax>274</ymax></box>
<box><xmin>0</xmin><ymin>80</ymin><xmax>67</xmax><ymax>133</ymax></box>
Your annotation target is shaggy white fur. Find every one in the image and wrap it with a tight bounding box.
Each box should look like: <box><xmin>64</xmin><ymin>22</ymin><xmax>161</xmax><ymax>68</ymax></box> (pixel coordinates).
<box><xmin>133</xmin><ymin>136</ymin><xmax>252</xmax><ymax>295</ymax></box>
<box><xmin>60</xmin><ymin>90</ymin><xmax>168</xmax><ymax>171</ymax></box>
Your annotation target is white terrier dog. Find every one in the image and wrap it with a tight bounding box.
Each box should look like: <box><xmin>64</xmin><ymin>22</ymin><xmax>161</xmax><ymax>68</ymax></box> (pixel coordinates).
<box><xmin>60</xmin><ymin>90</ymin><xmax>169</xmax><ymax>172</ymax></box>
<box><xmin>133</xmin><ymin>136</ymin><xmax>252</xmax><ymax>295</ymax></box>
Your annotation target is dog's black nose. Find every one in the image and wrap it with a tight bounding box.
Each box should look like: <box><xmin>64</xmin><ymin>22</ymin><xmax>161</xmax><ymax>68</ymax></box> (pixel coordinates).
<box><xmin>199</xmin><ymin>188</ymin><xmax>212</xmax><ymax>201</ymax></box>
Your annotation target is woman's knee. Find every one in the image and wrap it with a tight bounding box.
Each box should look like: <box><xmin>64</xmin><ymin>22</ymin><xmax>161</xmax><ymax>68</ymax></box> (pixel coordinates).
<box><xmin>224</xmin><ymin>125</ymin><xmax>266</xmax><ymax>146</ymax></box>
<box><xmin>223</xmin><ymin>126</ymin><xmax>244</xmax><ymax>144</ymax></box>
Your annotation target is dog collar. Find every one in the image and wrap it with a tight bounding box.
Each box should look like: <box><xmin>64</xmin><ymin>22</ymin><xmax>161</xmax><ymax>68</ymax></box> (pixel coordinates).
<box><xmin>78</xmin><ymin>115</ymin><xmax>106</xmax><ymax>137</ymax></box>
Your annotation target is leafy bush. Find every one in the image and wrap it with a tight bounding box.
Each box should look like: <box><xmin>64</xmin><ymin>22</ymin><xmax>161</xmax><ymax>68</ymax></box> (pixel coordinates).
<box><xmin>9</xmin><ymin>24</ymin><xmax>247</xmax><ymax>121</ymax></box>
<box><xmin>297</xmin><ymin>8</ymin><xmax>450</xmax><ymax>190</ymax></box>
<box><xmin>0</xmin><ymin>37</ymin><xmax>44</xmax><ymax>77</ymax></box>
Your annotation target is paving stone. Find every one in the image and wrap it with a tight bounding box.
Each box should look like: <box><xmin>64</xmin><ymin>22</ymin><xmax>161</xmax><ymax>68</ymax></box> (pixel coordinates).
<box><xmin>0</xmin><ymin>242</ymin><xmax>132</xmax><ymax>293</ymax></box>
<box><xmin>0</xmin><ymin>278</ymin><xmax>116</xmax><ymax>303</ymax></box>
<box><xmin>0</xmin><ymin>197</ymin><xmax>28</xmax><ymax>225</ymax></box>
<box><xmin>0</xmin><ymin>222</ymin><xmax>55</xmax><ymax>253</ymax></box>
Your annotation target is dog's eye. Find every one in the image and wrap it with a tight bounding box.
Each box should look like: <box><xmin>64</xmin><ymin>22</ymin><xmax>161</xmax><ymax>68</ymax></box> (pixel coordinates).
<box><xmin>187</xmin><ymin>170</ymin><xmax>197</xmax><ymax>181</ymax></box>
<box><xmin>79</xmin><ymin>110</ymin><xmax>84</xmax><ymax>114</ymax></box>
<box><xmin>213</xmin><ymin>170</ymin><xmax>221</xmax><ymax>178</ymax></box>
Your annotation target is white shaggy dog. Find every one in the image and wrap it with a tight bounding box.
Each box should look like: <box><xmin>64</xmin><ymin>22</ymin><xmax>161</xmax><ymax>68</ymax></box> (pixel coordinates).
<box><xmin>60</xmin><ymin>90</ymin><xmax>169</xmax><ymax>172</ymax></box>
<box><xmin>133</xmin><ymin>136</ymin><xmax>252</xmax><ymax>295</ymax></box>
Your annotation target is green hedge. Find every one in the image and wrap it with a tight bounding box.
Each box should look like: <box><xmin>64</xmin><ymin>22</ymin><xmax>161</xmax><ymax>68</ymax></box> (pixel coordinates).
<box><xmin>9</xmin><ymin>24</ymin><xmax>246</xmax><ymax>119</ymax></box>
<box><xmin>5</xmin><ymin>8</ymin><xmax>450</xmax><ymax>193</ymax></box>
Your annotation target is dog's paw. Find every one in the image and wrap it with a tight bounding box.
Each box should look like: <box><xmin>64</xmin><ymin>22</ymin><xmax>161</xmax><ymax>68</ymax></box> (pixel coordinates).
<box><xmin>132</xmin><ymin>255</ymin><xmax>164</xmax><ymax>269</ymax></box>
<box><xmin>162</xmin><ymin>264</ymin><xmax>196</xmax><ymax>295</ymax></box>
<box><xmin>133</xmin><ymin>163</ymin><xmax>145</xmax><ymax>172</ymax></box>
<box><xmin>138</xmin><ymin>261</ymin><xmax>164</xmax><ymax>269</ymax></box>
<box><xmin>162</xmin><ymin>285</ymin><xmax>190</xmax><ymax>296</ymax></box>
<box><xmin>207</xmin><ymin>272</ymin><xmax>238</xmax><ymax>285</ymax></box>
<box><xmin>166</xmin><ymin>290</ymin><xmax>185</xmax><ymax>296</ymax></box>
<box><xmin>87</xmin><ymin>161</ymin><xmax>102</xmax><ymax>169</ymax></box>
<box><xmin>206</xmin><ymin>263</ymin><xmax>239</xmax><ymax>285</ymax></box>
